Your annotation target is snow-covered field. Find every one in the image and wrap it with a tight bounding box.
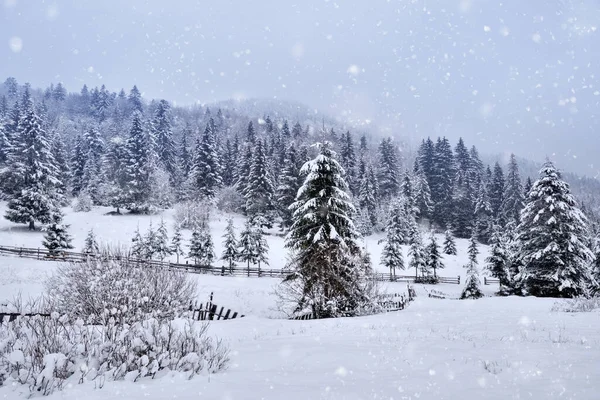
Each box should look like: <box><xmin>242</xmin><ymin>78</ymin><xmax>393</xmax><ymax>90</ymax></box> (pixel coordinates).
<box><xmin>1</xmin><ymin>204</ymin><xmax>598</xmax><ymax>399</ymax></box>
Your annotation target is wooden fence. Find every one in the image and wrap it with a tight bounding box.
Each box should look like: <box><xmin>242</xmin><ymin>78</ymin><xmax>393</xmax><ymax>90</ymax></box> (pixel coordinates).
<box><xmin>0</xmin><ymin>245</ymin><xmax>461</xmax><ymax>284</ymax></box>
<box><xmin>187</xmin><ymin>293</ymin><xmax>244</xmax><ymax>321</ymax></box>
<box><xmin>483</xmin><ymin>277</ymin><xmax>500</xmax><ymax>285</ymax></box>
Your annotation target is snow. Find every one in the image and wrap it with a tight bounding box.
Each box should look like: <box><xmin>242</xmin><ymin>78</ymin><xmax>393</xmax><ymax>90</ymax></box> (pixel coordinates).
<box><xmin>1</xmin><ymin>204</ymin><xmax>598</xmax><ymax>399</ymax></box>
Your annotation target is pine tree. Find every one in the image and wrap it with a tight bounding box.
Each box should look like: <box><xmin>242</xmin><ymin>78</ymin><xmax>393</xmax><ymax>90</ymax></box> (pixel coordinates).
<box><xmin>123</xmin><ymin>112</ymin><xmax>157</xmax><ymax>213</ymax></box>
<box><xmin>513</xmin><ymin>161</ymin><xmax>594</xmax><ymax>298</ymax></box>
<box><xmin>253</xmin><ymin>224</ymin><xmax>269</xmax><ymax>271</ymax></box>
<box><xmin>238</xmin><ymin>219</ymin><xmax>257</xmax><ymax>270</ymax></box>
<box><xmin>143</xmin><ymin>222</ymin><xmax>158</xmax><ymax>259</ymax></box>
<box><xmin>170</xmin><ymin>223</ymin><xmax>184</xmax><ymax>263</ymax></box>
<box><xmin>245</xmin><ymin>139</ymin><xmax>275</xmax><ymax>225</ymax></box>
<box><xmin>468</xmin><ymin>234</ymin><xmax>479</xmax><ymax>265</ymax></box>
<box><xmin>276</xmin><ymin>143</ymin><xmax>304</xmax><ymax>229</ymax></box>
<box><xmin>443</xmin><ymin>229</ymin><xmax>457</xmax><ymax>255</ymax></box>
<box><xmin>413</xmin><ymin>166</ymin><xmax>433</xmax><ymax>220</ymax></box>
<box><xmin>284</xmin><ymin>142</ymin><xmax>371</xmax><ymax>319</ymax></box>
<box><xmin>4</xmin><ymin>95</ymin><xmax>61</xmax><ymax>230</ymax></box>
<box><xmin>152</xmin><ymin>99</ymin><xmax>176</xmax><ymax>182</ymax></box>
<box><xmin>42</xmin><ymin>212</ymin><xmax>74</xmax><ymax>257</ymax></box>
<box><xmin>358</xmin><ymin>163</ymin><xmax>378</xmax><ymax>228</ymax></box>
<box><xmin>70</xmin><ymin>133</ymin><xmax>87</xmax><ymax>196</ymax></box>
<box><xmin>380</xmin><ymin>201</ymin><xmax>405</xmax><ymax>277</ymax></box>
<box><xmin>426</xmin><ymin>233</ymin><xmax>444</xmax><ymax>278</ymax></box>
<box><xmin>189</xmin><ymin>120</ymin><xmax>222</xmax><ymax>199</ymax></box>
<box><xmin>474</xmin><ymin>183</ymin><xmax>494</xmax><ymax>244</ymax></box>
<box><xmin>339</xmin><ymin>131</ymin><xmax>357</xmax><ymax>194</ymax></box>
<box><xmin>199</xmin><ymin>223</ymin><xmax>215</xmax><ymax>268</ymax></box>
<box><xmin>235</xmin><ymin>144</ymin><xmax>253</xmax><ymax>199</ymax></box>
<box><xmin>155</xmin><ymin>219</ymin><xmax>172</xmax><ymax>261</ymax></box>
<box><xmin>128</xmin><ymin>85</ymin><xmax>143</xmax><ymax>114</ymax></box>
<box><xmin>131</xmin><ymin>225</ymin><xmax>145</xmax><ymax>258</ymax></box>
<box><xmin>377</xmin><ymin>138</ymin><xmax>400</xmax><ymax>199</ymax></box>
<box><xmin>50</xmin><ymin>133</ymin><xmax>70</xmax><ymax>205</ymax></box>
<box><xmin>221</xmin><ymin>138</ymin><xmax>236</xmax><ymax>187</ymax></box>
<box><xmin>81</xmin><ymin>127</ymin><xmax>104</xmax><ymax>204</ymax></box>
<box><xmin>221</xmin><ymin>218</ymin><xmax>238</xmax><ymax>271</ymax></box>
<box><xmin>408</xmin><ymin>222</ymin><xmax>426</xmax><ymax>279</ymax></box>
<box><xmin>489</xmin><ymin>162</ymin><xmax>505</xmax><ymax>220</ymax></box>
<box><xmin>460</xmin><ymin>260</ymin><xmax>484</xmax><ymax>299</ymax></box>
<box><xmin>523</xmin><ymin>176</ymin><xmax>533</xmax><ymax>199</ymax></box>
<box><xmin>179</xmin><ymin>124</ymin><xmax>193</xmax><ymax>179</ymax></box>
<box><xmin>246</xmin><ymin>121</ymin><xmax>256</xmax><ymax>143</ymax></box>
<box><xmin>500</xmin><ymin>154</ymin><xmax>524</xmax><ymax>227</ymax></box>
<box><xmin>188</xmin><ymin>226</ymin><xmax>204</xmax><ymax>265</ymax></box>
<box><xmin>83</xmin><ymin>229</ymin><xmax>100</xmax><ymax>255</ymax></box>
<box><xmin>484</xmin><ymin>228</ymin><xmax>510</xmax><ymax>289</ymax></box>
<box><xmin>432</xmin><ymin>137</ymin><xmax>454</xmax><ymax>228</ymax></box>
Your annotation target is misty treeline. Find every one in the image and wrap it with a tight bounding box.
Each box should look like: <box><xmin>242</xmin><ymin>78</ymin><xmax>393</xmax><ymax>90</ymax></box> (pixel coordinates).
<box><xmin>0</xmin><ymin>77</ymin><xmax>598</xmax><ymax>300</ymax></box>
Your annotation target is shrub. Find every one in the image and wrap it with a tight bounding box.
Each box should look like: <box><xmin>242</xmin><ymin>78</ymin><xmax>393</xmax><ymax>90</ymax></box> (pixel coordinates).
<box><xmin>174</xmin><ymin>200</ymin><xmax>211</xmax><ymax>230</ymax></box>
<box><xmin>0</xmin><ymin>315</ymin><xmax>229</xmax><ymax>395</ymax></box>
<box><xmin>45</xmin><ymin>246</ymin><xmax>197</xmax><ymax>324</ymax></box>
<box><xmin>215</xmin><ymin>186</ymin><xmax>245</xmax><ymax>213</ymax></box>
<box><xmin>551</xmin><ymin>297</ymin><xmax>600</xmax><ymax>312</ymax></box>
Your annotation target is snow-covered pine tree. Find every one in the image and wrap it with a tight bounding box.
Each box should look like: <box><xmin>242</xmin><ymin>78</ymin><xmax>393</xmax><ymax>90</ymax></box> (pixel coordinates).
<box><xmin>253</xmin><ymin>223</ymin><xmax>269</xmax><ymax>271</ymax></box>
<box><xmin>50</xmin><ymin>132</ymin><xmax>70</xmax><ymax>206</ymax></box>
<box><xmin>235</xmin><ymin>144</ymin><xmax>253</xmax><ymax>199</ymax></box>
<box><xmin>128</xmin><ymin>85</ymin><xmax>143</xmax><ymax>114</ymax></box>
<box><xmin>152</xmin><ymin>99</ymin><xmax>177</xmax><ymax>183</ymax></box>
<box><xmin>81</xmin><ymin>127</ymin><xmax>104</xmax><ymax>204</ymax></box>
<box><xmin>83</xmin><ymin>228</ymin><xmax>100</xmax><ymax>255</ymax></box>
<box><xmin>246</xmin><ymin>121</ymin><xmax>256</xmax><ymax>143</ymax></box>
<box><xmin>358</xmin><ymin>163</ymin><xmax>378</xmax><ymax>228</ymax></box>
<box><xmin>523</xmin><ymin>176</ymin><xmax>533</xmax><ymax>199</ymax></box>
<box><xmin>380</xmin><ymin>204</ymin><xmax>405</xmax><ymax>277</ymax></box>
<box><xmin>103</xmin><ymin>136</ymin><xmax>128</xmax><ymax>213</ymax></box>
<box><xmin>500</xmin><ymin>154</ymin><xmax>524</xmax><ymax>227</ymax></box>
<box><xmin>221</xmin><ymin>138</ymin><xmax>236</xmax><ymax>187</ymax></box>
<box><xmin>431</xmin><ymin>137</ymin><xmax>454</xmax><ymax>229</ymax></box>
<box><xmin>426</xmin><ymin>233</ymin><xmax>444</xmax><ymax>278</ymax></box>
<box><xmin>468</xmin><ymin>234</ymin><xmax>479</xmax><ymax>265</ymax></box>
<box><xmin>154</xmin><ymin>218</ymin><xmax>172</xmax><ymax>261</ymax></box>
<box><xmin>245</xmin><ymin>138</ymin><xmax>275</xmax><ymax>226</ymax></box>
<box><xmin>189</xmin><ymin>120</ymin><xmax>222</xmax><ymax>199</ymax></box>
<box><xmin>188</xmin><ymin>225</ymin><xmax>204</xmax><ymax>265</ymax></box>
<box><xmin>238</xmin><ymin>218</ymin><xmax>257</xmax><ymax>271</ymax></box>
<box><xmin>484</xmin><ymin>228</ymin><xmax>510</xmax><ymax>289</ymax></box>
<box><xmin>131</xmin><ymin>225</ymin><xmax>145</xmax><ymax>258</ymax></box>
<box><xmin>377</xmin><ymin>137</ymin><xmax>400</xmax><ymax>199</ymax></box>
<box><xmin>460</xmin><ymin>260</ymin><xmax>484</xmax><ymax>299</ymax></box>
<box><xmin>489</xmin><ymin>162</ymin><xmax>505</xmax><ymax>220</ymax></box>
<box><xmin>474</xmin><ymin>182</ymin><xmax>493</xmax><ymax>244</ymax></box>
<box><xmin>170</xmin><ymin>223</ymin><xmax>184</xmax><ymax>263</ymax></box>
<box><xmin>143</xmin><ymin>222</ymin><xmax>158</xmax><ymax>259</ymax></box>
<box><xmin>4</xmin><ymin>94</ymin><xmax>61</xmax><ymax>230</ymax></box>
<box><xmin>408</xmin><ymin>222</ymin><xmax>425</xmax><ymax>279</ymax></box>
<box><xmin>179</xmin><ymin>124</ymin><xmax>193</xmax><ymax>179</ymax></box>
<box><xmin>513</xmin><ymin>161</ymin><xmax>595</xmax><ymax>298</ymax></box>
<box><xmin>283</xmin><ymin>141</ymin><xmax>372</xmax><ymax>319</ymax></box>
<box><xmin>339</xmin><ymin>131</ymin><xmax>357</xmax><ymax>195</ymax></box>
<box><xmin>276</xmin><ymin>142</ymin><xmax>304</xmax><ymax>229</ymax></box>
<box><xmin>221</xmin><ymin>218</ymin><xmax>238</xmax><ymax>272</ymax></box>
<box><xmin>401</xmin><ymin>171</ymin><xmax>414</xmax><ymax>213</ymax></box>
<box><xmin>42</xmin><ymin>211</ymin><xmax>74</xmax><ymax>257</ymax></box>
<box><xmin>413</xmin><ymin>165</ymin><xmax>433</xmax><ymax>221</ymax></box>
<box><xmin>443</xmin><ymin>229</ymin><xmax>457</xmax><ymax>255</ymax></box>
<box><xmin>198</xmin><ymin>223</ymin><xmax>215</xmax><ymax>268</ymax></box>
<box><xmin>122</xmin><ymin>112</ymin><xmax>157</xmax><ymax>213</ymax></box>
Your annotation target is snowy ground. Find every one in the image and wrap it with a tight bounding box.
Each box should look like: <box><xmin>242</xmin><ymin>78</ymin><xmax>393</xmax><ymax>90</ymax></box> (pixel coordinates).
<box><xmin>1</xmin><ymin>204</ymin><xmax>598</xmax><ymax>399</ymax></box>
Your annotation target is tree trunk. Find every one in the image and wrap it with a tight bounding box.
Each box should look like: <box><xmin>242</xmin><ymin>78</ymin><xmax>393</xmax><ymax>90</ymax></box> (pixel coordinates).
<box><xmin>28</xmin><ymin>220</ymin><xmax>35</xmax><ymax>231</ymax></box>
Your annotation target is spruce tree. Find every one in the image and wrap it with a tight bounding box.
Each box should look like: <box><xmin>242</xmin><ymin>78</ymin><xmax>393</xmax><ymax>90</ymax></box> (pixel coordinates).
<box><xmin>221</xmin><ymin>138</ymin><xmax>236</xmax><ymax>187</ymax></box>
<box><xmin>245</xmin><ymin>139</ymin><xmax>275</xmax><ymax>225</ymax></box>
<box><xmin>468</xmin><ymin>234</ymin><xmax>479</xmax><ymax>265</ymax></box>
<box><xmin>155</xmin><ymin>219</ymin><xmax>172</xmax><ymax>261</ymax></box>
<box><xmin>5</xmin><ymin>95</ymin><xmax>61</xmax><ymax>230</ymax></box>
<box><xmin>339</xmin><ymin>131</ymin><xmax>357</xmax><ymax>194</ymax></box>
<box><xmin>170</xmin><ymin>224</ymin><xmax>184</xmax><ymax>263</ymax></box>
<box><xmin>408</xmin><ymin>222</ymin><xmax>425</xmax><ymax>279</ymax></box>
<box><xmin>143</xmin><ymin>222</ymin><xmax>158</xmax><ymax>259</ymax></box>
<box><xmin>235</xmin><ymin>144</ymin><xmax>253</xmax><ymax>199</ymax></box>
<box><xmin>523</xmin><ymin>176</ymin><xmax>533</xmax><ymax>199</ymax></box>
<box><xmin>358</xmin><ymin>163</ymin><xmax>378</xmax><ymax>228</ymax></box>
<box><xmin>484</xmin><ymin>228</ymin><xmax>510</xmax><ymax>289</ymax></box>
<box><xmin>128</xmin><ymin>85</ymin><xmax>143</xmax><ymax>114</ymax></box>
<box><xmin>443</xmin><ymin>229</ymin><xmax>457</xmax><ymax>255</ymax></box>
<box><xmin>221</xmin><ymin>218</ymin><xmax>239</xmax><ymax>272</ymax></box>
<box><xmin>432</xmin><ymin>137</ymin><xmax>454</xmax><ymax>228</ymax></box>
<box><xmin>42</xmin><ymin>212</ymin><xmax>74</xmax><ymax>257</ymax></box>
<box><xmin>81</xmin><ymin>127</ymin><xmax>104</xmax><ymax>204</ymax></box>
<box><xmin>189</xmin><ymin>120</ymin><xmax>222</xmax><ymax>199</ymax></box>
<box><xmin>489</xmin><ymin>162</ymin><xmax>505</xmax><ymax>220</ymax></box>
<box><xmin>413</xmin><ymin>166</ymin><xmax>433</xmax><ymax>221</ymax></box>
<box><xmin>500</xmin><ymin>154</ymin><xmax>524</xmax><ymax>227</ymax></box>
<box><xmin>276</xmin><ymin>143</ymin><xmax>304</xmax><ymax>229</ymax></box>
<box><xmin>152</xmin><ymin>99</ymin><xmax>176</xmax><ymax>182</ymax></box>
<box><xmin>460</xmin><ymin>260</ymin><xmax>484</xmax><ymax>299</ymax></box>
<box><xmin>253</xmin><ymin>224</ymin><xmax>269</xmax><ymax>271</ymax></box>
<box><xmin>380</xmin><ymin>203</ymin><xmax>405</xmax><ymax>277</ymax></box>
<box><xmin>426</xmin><ymin>233</ymin><xmax>444</xmax><ymax>278</ymax></box>
<box><xmin>283</xmin><ymin>142</ymin><xmax>371</xmax><ymax>318</ymax></box>
<box><xmin>179</xmin><ymin>124</ymin><xmax>193</xmax><ymax>179</ymax></box>
<box><xmin>513</xmin><ymin>161</ymin><xmax>594</xmax><ymax>298</ymax></box>
<box><xmin>199</xmin><ymin>223</ymin><xmax>215</xmax><ymax>268</ymax></box>
<box><xmin>238</xmin><ymin>218</ymin><xmax>257</xmax><ymax>271</ymax></box>
<box><xmin>82</xmin><ymin>228</ymin><xmax>100</xmax><ymax>255</ymax></box>
<box><xmin>188</xmin><ymin>226</ymin><xmax>204</xmax><ymax>265</ymax></box>
<box><xmin>474</xmin><ymin>183</ymin><xmax>493</xmax><ymax>244</ymax></box>
<box><xmin>377</xmin><ymin>137</ymin><xmax>400</xmax><ymax>199</ymax></box>
<box><xmin>131</xmin><ymin>225</ymin><xmax>145</xmax><ymax>258</ymax></box>
<box><xmin>246</xmin><ymin>121</ymin><xmax>256</xmax><ymax>143</ymax></box>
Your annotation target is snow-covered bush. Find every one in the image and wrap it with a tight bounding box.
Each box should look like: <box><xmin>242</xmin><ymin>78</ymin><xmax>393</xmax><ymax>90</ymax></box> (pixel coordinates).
<box><xmin>72</xmin><ymin>192</ymin><xmax>92</xmax><ymax>212</ymax></box>
<box><xmin>551</xmin><ymin>297</ymin><xmax>600</xmax><ymax>313</ymax></box>
<box><xmin>45</xmin><ymin>247</ymin><xmax>197</xmax><ymax>324</ymax></box>
<box><xmin>0</xmin><ymin>315</ymin><xmax>229</xmax><ymax>395</ymax></box>
<box><xmin>174</xmin><ymin>200</ymin><xmax>211</xmax><ymax>230</ymax></box>
<box><xmin>215</xmin><ymin>186</ymin><xmax>245</xmax><ymax>213</ymax></box>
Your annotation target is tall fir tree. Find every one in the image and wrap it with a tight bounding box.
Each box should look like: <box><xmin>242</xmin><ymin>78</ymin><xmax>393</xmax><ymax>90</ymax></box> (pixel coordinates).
<box><xmin>276</xmin><ymin>142</ymin><xmax>304</xmax><ymax>229</ymax></box>
<box><xmin>5</xmin><ymin>95</ymin><xmax>61</xmax><ymax>230</ymax></box>
<box><xmin>413</xmin><ymin>165</ymin><xmax>433</xmax><ymax>221</ymax></box>
<box><xmin>377</xmin><ymin>137</ymin><xmax>400</xmax><ymax>199</ymax></box>
<box><xmin>408</xmin><ymin>222</ymin><xmax>426</xmax><ymax>279</ymax></box>
<box><xmin>500</xmin><ymin>154</ymin><xmax>524</xmax><ymax>227</ymax></box>
<box><xmin>128</xmin><ymin>85</ymin><xmax>143</xmax><ymax>114</ymax></box>
<box><xmin>284</xmin><ymin>142</ymin><xmax>371</xmax><ymax>319</ymax></box>
<box><xmin>152</xmin><ymin>99</ymin><xmax>177</xmax><ymax>182</ymax></box>
<box><xmin>489</xmin><ymin>162</ymin><xmax>505</xmax><ymax>220</ymax></box>
<box><xmin>484</xmin><ymin>228</ymin><xmax>510</xmax><ymax>289</ymax></box>
<box><xmin>221</xmin><ymin>218</ymin><xmax>239</xmax><ymax>271</ymax></box>
<box><xmin>432</xmin><ymin>137</ymin><xmax>454</xmax><ymax>228</ymax></box>
<box><xmin>513</xmin><ymin>161</ymin><xmax>595</xmax><ymax>298</ymax></box>
<box><xmin>170</xmin><ymin>223</ymin><xmax>184</xmax><ymax>263</ymax></box>
<box><xmin>426</xmin><ymin>233</ymin><xmax>444</xmax><ymax>278</ymax></box>
<box><xmin>339</xmin><ymin>131</ymin><xmax>357</xmax><ymax>194</ymax></box>
<box><xmin>380</xmin><ymin>201</ymin><xmax>405</xmax><ymax>277</ymax></box>
<box><xmin>238</xmin><ymin>218</ymin><xmax>258</xmax><ymax>270</ymax></box>
<box><xmin>474</xmin><ymin>182</ymin><xmax>494</xmax><ymax>244</ymax></box>
<box><xmin>245</xmin><ymin>139</ymin><xmax>275</xmax><ymax>225</ymax></box>
<box><xmin>443</xmin><ymin>229</ymin><xmax>457</xmax><ymax>255</ymax></box>
<box><xmin>189</xmin><ymin>120</ymin><xmax>222</xmax><ymax>199</ymax></box>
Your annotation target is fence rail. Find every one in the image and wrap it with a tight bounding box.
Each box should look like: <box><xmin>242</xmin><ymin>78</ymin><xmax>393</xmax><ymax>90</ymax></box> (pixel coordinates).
<box><xmin>483</xmin><ymin>277</ymin><xmax>500</xmax><ymax>285</ymax></box>
<box><xmin>0</xmin><ymin>245</ymin><xmax>461</xmax><ymax>284</ymax></box>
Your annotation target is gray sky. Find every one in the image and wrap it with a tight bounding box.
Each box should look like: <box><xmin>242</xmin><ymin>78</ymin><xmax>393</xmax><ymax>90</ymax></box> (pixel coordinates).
<box><xmin>1</xmin><ymin>0</ymin><xmax>599</xmax><ymax>176</ymax></box>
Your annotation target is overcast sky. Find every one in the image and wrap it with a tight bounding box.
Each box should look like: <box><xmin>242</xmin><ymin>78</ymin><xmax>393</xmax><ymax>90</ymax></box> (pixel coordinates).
<box><xmin>1</xmin><ymin>0</ymin><xmax>599</xmax><ymax>176</ymax></box>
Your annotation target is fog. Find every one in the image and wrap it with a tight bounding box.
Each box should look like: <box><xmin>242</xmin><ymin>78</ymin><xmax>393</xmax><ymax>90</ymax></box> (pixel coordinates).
<box><xmin>1</xmin><ymin>0</ymin><xmax>599</xmax><ymax>176</ymax></box>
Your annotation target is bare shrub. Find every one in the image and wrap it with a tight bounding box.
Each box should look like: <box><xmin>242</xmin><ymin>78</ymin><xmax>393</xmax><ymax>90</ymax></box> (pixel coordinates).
<box><xmin>45</xmin><ymin>246</ymin><xmax>197</xmax><ymax>324</ymax></box>
<box><xmin>551</xmin><ymin>297</ymin><xmax>600</xmax><ymax>312</ymax></box>
<box><xmin>215</xmin><ymin>186</ymin><xmax>245</xmax><ymax>213</ymax></box>
<box><xmin>173</xmin><ymin>200</ymin><xmax>211</xmax><ymax>230</ymax></box>
<box><xmin>72</xmin><ymin>192</ymin><xmax>92</xmax><ymax>212</ymax></box>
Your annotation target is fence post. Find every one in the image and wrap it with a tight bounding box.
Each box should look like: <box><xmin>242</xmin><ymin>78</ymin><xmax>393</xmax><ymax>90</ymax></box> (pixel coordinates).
<box><xmin>484</xmin><ymin>277</ymin><xmax>487</xmax><ymax>285</ymax></box>
<box><xmin>37</xmin><ymin>248</ymin><xmax>40</xmax><ymax>259</ymax></box>
<box><xmin>457</xmin><ymin>275</ymin><xmax>460</xmax><ymax>285</ymax></box>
